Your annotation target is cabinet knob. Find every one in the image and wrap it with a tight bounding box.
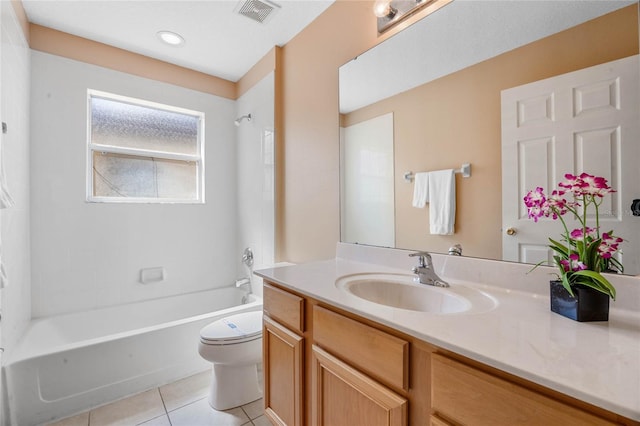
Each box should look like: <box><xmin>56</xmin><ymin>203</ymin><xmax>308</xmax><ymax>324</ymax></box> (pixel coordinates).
<box><xmin>506</xmin><ymin>227</ymin><xmax>517</xmax><ymax>236</ymax></box>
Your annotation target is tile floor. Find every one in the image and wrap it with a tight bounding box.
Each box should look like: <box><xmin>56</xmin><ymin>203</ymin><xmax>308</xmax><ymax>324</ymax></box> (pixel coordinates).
<box><xmin>47</xmin><ymin>370</ymin><xmax>270</xmax><ymax>426</ymax></box>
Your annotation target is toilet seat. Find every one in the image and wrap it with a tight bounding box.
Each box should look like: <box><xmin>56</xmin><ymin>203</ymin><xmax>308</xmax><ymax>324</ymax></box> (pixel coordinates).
<box><xmin>200</xmin><ymin>311</ymin><xmax>262</xmax><ymax>345</ymax></box>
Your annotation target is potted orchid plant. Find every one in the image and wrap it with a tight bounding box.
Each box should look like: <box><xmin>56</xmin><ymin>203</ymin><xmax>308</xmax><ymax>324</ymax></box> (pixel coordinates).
<box><xmin>524</xmin><ymin>172</ymin><xmax>623</xmax><ymax>321</ymax></box>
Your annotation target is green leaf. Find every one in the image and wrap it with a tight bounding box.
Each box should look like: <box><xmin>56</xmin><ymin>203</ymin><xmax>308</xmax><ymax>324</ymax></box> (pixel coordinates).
<box><xmin>607</xmin><ymin>257</ymin><xmax>624</xmax><ymax>273</ymax></box>
<box><xmin>561</xmin><ymin>273</ymin><xmax>575</xmax><ymax>297</ymax></box>
<box><xmin>526</xmin><ymin>260</ymin><xmax>547</xmax><ymax>274</ymax></box>
<box><xmin>572</xmin><ymin>270</ymin><xmax>616</xmax><ymax>299</ymax></box>
<box><xmin>548</xmin><ymin>238</ymin><xmax>569</xmax><ymax>257</ymax></box>
<box><xmin>585</xmin><ymin>238</ymin><xmax>602</xmax><ymax>269</ymax></box>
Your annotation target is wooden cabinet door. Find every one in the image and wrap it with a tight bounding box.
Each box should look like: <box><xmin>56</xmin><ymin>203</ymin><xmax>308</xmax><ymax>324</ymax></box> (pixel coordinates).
<box><xmin>311</xmin><ymin>345</ymin><xmax>407</xmax><ymax>426</ymax></box>
<box><xmin>263</xmin><ymin>315</ymin><xmax>304</xmax><ymax>426</ymax></box>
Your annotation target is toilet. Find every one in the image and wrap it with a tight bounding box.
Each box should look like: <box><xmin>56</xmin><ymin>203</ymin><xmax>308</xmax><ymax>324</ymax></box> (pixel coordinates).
<box><xmin>198</xmin><ymin>310</ymin><xmax>263</xmax><ymax>410</ymax></box>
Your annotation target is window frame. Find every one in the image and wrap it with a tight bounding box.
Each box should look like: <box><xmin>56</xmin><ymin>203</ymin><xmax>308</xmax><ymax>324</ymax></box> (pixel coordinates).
<box><xmin>86</xmin><ymin>89</ymin><xmax>205</xmax><ymax>204</ymax></box>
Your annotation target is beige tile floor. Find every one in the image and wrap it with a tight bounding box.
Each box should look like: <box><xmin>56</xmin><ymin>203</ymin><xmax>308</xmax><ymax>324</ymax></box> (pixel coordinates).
<box><xmin>47</xmin><ymin>370</ymin><xmax>269</xmax><ymax>426</ymax></box>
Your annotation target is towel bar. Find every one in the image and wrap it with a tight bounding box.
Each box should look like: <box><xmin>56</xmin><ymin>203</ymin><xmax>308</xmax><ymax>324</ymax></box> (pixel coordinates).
<box><xmin>404</xmin><ymin>163</ymin><xmax>471</xmax><ymax>182</ymax></box>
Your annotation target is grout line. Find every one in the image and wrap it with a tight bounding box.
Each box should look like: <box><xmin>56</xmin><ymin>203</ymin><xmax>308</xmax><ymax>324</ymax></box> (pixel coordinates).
<box><xmin>165</xmin><ymin>395</ymin><xmax>209</xmax><ymax>415</ymax></box>
<box><xmin>157</xmin><ymin>387</ymin><xmax>168</xmax><ymax>415</ymax></box>
<box><xmin>156</xmin><ymin>387</ymin><xmax>173</xmax><ymax>426</ymax></box>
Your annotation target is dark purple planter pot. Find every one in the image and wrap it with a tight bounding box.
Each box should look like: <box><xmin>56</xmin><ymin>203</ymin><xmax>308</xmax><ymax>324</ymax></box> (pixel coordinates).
<box><xmin>550</xmin><ymin>280</ymin><xmax>610</xmax><ymax>322</ymax></box>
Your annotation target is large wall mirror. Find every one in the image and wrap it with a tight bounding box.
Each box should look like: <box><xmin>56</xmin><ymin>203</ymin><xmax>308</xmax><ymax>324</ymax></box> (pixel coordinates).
<box><xmin>339</xmin><ymin>0</ymin><xmax>640</xmax><ymax>275</ymax></box>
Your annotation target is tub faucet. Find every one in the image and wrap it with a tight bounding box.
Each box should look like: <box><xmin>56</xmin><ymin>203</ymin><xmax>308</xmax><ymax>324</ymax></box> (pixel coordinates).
<box><xmin>409</xmin><ymin>252</ymin><xmax>449</xmax><ymax>287</ymax></box>
<box><xmin>235</xmin><ymin>277</ymin><xmax>253</xmax><ymax>303</ymax></box>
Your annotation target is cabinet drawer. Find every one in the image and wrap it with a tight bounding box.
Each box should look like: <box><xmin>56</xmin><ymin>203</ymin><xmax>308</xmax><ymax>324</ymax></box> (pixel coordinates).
<box><xmin>264</xmin><ymin>282</ymin><xmax>305</xmax><ymax>333</ymax></box>
<box><xmin>431</xmin><ymin>354</ymin><xmax>616</xmax><ymax>425</ymax></box>
<box><xmin>313</xmin><ymin>305</ymin><xmax>409</xmax><ymax>391</ymax></box>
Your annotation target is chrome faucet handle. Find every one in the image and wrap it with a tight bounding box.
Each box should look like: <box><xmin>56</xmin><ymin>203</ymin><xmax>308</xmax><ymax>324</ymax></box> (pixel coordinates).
<box><xmin>242</xmin><ymin>247</ymin><xmax>254</xmax><ymax>267</ymax></box>
<box><xmin>409</xmin><ymin>251</ymin><xmax>432</xmax><ymax>268</ymax></box>
<box><xmin>409</xmin><ymin>251</ymin><xmax>449</xmax><ymax>288</ymax></box>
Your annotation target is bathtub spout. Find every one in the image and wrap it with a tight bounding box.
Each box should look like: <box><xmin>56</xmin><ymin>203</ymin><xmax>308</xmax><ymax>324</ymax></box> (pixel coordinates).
<box><xmin>235</xmin><ymin>277</ymin><xmax>253</xmax><ymax>303</ymax></box>
<box><xmin>235</xmin><ymin>278</ymin><xmax>251</xmax><ymax>288</ymax></box>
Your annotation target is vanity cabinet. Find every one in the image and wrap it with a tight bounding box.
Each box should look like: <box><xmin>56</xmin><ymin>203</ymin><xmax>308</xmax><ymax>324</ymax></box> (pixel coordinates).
<box><xmin>262</xmin><ymin>281</ymin><xmax>636</xmax><ymax>426</ymax></box>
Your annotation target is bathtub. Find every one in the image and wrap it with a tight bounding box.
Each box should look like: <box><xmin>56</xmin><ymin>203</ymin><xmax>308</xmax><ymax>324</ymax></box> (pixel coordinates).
<box><xmin>4</xmin><ymin>286</ymin><xmax>262</xmax><ymax>426</ymax></box>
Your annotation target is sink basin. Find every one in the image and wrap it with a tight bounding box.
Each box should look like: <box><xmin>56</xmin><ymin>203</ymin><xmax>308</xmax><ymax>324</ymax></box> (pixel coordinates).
<box><xmin>335</xmin><ymin>273</ymin><xmax>497</xmax><ymax>314</ymax></box>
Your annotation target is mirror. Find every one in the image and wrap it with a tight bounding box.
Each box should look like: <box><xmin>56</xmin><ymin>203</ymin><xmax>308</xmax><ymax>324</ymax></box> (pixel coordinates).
<box><xmin>339</xmin><ymin>0</ymin><xmax>640</xmax><ymax>275</ymax></box>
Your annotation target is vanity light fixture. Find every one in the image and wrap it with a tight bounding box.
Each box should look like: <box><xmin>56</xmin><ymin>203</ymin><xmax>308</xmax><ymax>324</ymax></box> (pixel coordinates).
<box><xmin>156</xmin><ymin>30</ymin><xmax>185</xmax><ymax>47</ymax></box>
<box><xmin>374</xmin><ymin>0</ymin><xmax>433</xmax><ymax>34</ymax></box>
<box><xmin>373</xmin><ymin>1</ymin><xmax>397</xmax><ymax>19</ymax></box>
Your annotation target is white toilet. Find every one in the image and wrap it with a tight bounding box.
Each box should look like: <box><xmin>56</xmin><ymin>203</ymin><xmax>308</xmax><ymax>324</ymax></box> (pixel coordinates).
<box><xmin>198</xmin><ymin>310</ymin><xmax>263</xmax><ymax>410</ymax></box>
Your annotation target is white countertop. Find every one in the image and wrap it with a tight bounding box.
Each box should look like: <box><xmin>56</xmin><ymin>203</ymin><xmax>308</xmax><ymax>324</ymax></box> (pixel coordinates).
<box><xmin>255</xmin><ymin>244</ymin><xmax>640</xmax><ymax>421</ymax></box>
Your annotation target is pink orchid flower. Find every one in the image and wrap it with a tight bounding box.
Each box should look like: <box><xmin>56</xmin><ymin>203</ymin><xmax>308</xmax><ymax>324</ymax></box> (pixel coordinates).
<box><xmin>559</xmin><ymin>254</ymin><xmax>587</xmax><ymax>272</ymax></box>
<box><xmin>569</xmin><ymin>227</ymin><xmax>597</xmax><ymax>241</ymax></box>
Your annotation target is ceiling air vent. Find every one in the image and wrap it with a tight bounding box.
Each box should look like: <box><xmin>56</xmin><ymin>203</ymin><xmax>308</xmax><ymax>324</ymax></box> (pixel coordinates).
<box><xmin>236</xmin><ymin>0</ymin><xmax>280</xmax><ymax>24</ymax></box>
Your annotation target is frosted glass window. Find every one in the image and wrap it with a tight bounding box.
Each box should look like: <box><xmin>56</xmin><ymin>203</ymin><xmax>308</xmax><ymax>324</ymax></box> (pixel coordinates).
<box><xmin>87</xmin><ymin>90</ymin><xmax>204</xmax><ymax>203</ymax></box>
<box><xmin>93</xmin><ymin>152</ymin><xmax>197</xmax><ymax>199</ymax></box>
<box><xmin>91</xmin><ymin>97</ymin><xmax>198</xmax><ymax>155</ymax></box>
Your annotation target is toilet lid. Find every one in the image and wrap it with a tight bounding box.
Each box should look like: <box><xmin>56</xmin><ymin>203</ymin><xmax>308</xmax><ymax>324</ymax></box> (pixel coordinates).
<box><xmin>200</xmin><ymin>311</ymin><xmax>262</xmax><ymax>344</ymax></box>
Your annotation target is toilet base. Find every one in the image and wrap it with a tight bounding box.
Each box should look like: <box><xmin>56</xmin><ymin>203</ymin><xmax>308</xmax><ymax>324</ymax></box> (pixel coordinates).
<box><xmin>208</xmin><ymin>363</ymin><xmax>263</xmax><ymax>410</ymax></box>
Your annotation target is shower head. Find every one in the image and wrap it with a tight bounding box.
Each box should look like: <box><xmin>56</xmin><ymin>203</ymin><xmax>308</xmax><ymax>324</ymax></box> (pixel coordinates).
<box><xmin>234</xmin><ymin>113</ymin><xmax>252</xmax><ymax>127</ymax></box>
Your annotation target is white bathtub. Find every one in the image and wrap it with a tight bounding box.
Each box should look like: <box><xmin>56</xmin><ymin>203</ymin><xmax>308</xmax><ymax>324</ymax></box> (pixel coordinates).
<box><xmin>4</xmin><ymin>286</ymin><xmax>262</xmax><ymax>426</ymax></box>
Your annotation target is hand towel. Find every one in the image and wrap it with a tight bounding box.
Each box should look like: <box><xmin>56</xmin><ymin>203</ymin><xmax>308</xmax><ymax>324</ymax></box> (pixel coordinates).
<box><xmin>428</xmin><ymin>169</ymin><xmax>456</xmax><ymax>235</ymax></box>
<box><xmin>412</xmin><ymin>172</ymin><xmax>429</xmax><ymax>208</ymax></box>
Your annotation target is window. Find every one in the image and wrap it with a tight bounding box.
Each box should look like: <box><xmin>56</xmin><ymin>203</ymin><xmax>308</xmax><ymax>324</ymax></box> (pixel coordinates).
<box><xmin>87</xmin><ymin>90</ymin><xmax>205</xmax><ymax>203</ymax></box>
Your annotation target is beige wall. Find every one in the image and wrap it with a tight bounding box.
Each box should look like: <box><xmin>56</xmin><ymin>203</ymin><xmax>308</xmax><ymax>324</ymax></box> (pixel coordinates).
<box><xmin>10</xmin><ymin>0</ymin><xmax>29</xmax><ymax>43</ymax></box>
<box><xmin>237</xmin><ymin>47</ymin><xmax>277</xmax><ymax>98</ymax></box>
<box><xmin>28</xmin><ymin>25</ymin><xmax>278</xmax><ymax>100</ymax></box>
<box><xmin>277</xmin><ymin>1</ymin><xmax>373</xmax><ymax>262</ymax></box>
<box><xmin>346</xmin><ymin>4</ymin><xmax>638</xmax><ymax>259</ymax></box>
<box><xmin>29</xmin><ymin>24</ymin><xmax>237</xmax><ymax>99</ymax></box>
<box><xmin>284</xmin><ymin>3</ymin><xmax>639</xmax><ymax>262</ymax></box>
<box><xmin>277</xmin><ymin>0</ymin><xmax>451</xmax><ymax>263</ymax></box>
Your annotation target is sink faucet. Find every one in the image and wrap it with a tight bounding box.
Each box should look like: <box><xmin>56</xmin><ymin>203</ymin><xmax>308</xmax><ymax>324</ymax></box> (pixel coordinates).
<box><xmin>409</xmin><ymin>252</ymin><xmax>449</xmax><ymax>287</ymax></box>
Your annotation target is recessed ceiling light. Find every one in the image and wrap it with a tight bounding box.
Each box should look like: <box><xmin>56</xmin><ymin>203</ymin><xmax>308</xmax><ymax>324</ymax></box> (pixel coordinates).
<box><xmin>157</xmin><ymin>31</ymin><xmax>185</xmax><ymax>47</ymax></box>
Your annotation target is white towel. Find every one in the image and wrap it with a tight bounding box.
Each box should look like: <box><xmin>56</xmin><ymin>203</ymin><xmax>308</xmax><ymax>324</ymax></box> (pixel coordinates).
<box><xmin>412</xmin><ymin>172</ymin><xmax>429</xmax><ymax>208</ymax></box>
<box><xmin>428</xmin><ymin>169</ymin><xmax>456</xmax><ymax>235</ymax></box>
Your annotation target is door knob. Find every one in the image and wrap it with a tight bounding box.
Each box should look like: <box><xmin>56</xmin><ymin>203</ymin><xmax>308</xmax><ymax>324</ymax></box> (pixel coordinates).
<box><xmin>506</xmin><ymin>227</ymin><xmax>517</xmax><ymax>236</ymax></box>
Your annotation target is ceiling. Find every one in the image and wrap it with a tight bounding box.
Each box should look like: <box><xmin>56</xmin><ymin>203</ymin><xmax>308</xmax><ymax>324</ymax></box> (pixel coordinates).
<box><xmin>22</xmin><ymin>0</ymin><xmax>335</xmax><ymax>82</ymax></box>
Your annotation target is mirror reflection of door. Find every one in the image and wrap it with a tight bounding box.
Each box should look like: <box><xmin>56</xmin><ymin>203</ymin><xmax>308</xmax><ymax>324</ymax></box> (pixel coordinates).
<box><xmin>341</xmin><ymin>113</ymin><xmax>395</xmax><ymax>247</ymax></box>
<box><xmin>501</xmin><ymin>55</ymin><xmax>640</xmax><ymax>275</ymax></box>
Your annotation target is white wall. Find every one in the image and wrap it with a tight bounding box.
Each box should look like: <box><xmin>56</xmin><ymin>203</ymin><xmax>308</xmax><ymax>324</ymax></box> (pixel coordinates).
<box><xmin>1</xmin><ymin>0</ymin><xmax>32</xmax><ymax>357</ymax></box>
<box><xmin>236</xmin><ymin>72</ymin><xmax>275</xmax><ymax>297</ymax></box>
<box><xmin>30</xmin><ymin>51</ymin><xmax>238</xmax><ymax>317</ymax></box>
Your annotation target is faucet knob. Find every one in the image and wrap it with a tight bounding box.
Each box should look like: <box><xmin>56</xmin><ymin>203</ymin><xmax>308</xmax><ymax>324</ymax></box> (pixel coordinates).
<box><xmin>409</xmin><ymin>251</ymin><xmax>431</xmax><ymax>268</ymax></box>
<box><xmin>448</xmin><ymin>244</ymin><xmax>462</xmax><ymax>256</ymax></box>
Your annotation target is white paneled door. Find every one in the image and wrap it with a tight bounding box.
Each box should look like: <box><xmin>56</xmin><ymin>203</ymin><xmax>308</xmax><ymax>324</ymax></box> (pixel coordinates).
<box><xmin>501</xmin><ymin>55</ymin><xmax>640</xmax><ymax>275</ymax></box>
